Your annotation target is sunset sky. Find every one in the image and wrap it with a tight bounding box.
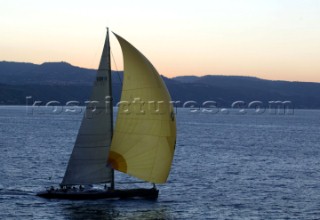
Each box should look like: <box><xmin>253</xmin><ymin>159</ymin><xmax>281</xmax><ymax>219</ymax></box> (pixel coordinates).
<box><xmin>1</xmin><ymin>0</ymin><xmax>320</xmax><ymax>82</ymax></box>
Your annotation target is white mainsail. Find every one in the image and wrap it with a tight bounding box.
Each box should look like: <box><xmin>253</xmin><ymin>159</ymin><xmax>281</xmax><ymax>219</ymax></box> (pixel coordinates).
<box><xmin>61</xmin><ymin>30</ymin><xmax>113</xmax><ymax>186</ymax></box>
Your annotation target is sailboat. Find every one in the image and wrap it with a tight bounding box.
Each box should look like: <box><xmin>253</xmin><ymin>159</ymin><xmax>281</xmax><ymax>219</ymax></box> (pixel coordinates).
<box><xmin>37</xmin><ymin>28</ymin><xmax>176</xmax><ymax>200</ymax></box>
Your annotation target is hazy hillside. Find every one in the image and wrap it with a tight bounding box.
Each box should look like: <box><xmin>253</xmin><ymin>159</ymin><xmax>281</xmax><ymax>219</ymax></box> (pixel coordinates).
<box><xmin>1</xmin><ymin>61</ymin><xmax>320</xmax><ymax>108</ymax></box>
<box><xmin>0</xmin><ymin>61</ymin><xmax>123</xmax><ymax>85</ymax></box>
<box><xmin>172</xmin><ymin>75</ymin><xmax>320</xmax><ymax>108</ymax></box>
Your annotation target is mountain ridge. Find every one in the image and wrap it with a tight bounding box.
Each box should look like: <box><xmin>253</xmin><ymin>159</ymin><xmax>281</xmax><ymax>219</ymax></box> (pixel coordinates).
<box><xmin>1</xmin><ymin>61</ymin><xmax>320</xmax><ymax>108</ymax></box>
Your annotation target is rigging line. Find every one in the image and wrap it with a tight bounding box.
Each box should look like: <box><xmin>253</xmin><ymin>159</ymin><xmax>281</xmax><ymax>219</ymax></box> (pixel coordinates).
<box><xmin>110</xmin><ymin>49</ymin><xmax>123</xmax><ymax>85</ymax></box>
<box><xmin>90</xmin><ymin>35</ymin><xmax>104</xmax><ymax>69</ymax></box>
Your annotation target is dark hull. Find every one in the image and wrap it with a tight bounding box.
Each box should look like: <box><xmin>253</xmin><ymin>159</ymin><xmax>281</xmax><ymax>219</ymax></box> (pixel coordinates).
<box><xmin>37</xmin><ymin>188</ymin><xmax>159</xmax><ymax>200</ymax></box>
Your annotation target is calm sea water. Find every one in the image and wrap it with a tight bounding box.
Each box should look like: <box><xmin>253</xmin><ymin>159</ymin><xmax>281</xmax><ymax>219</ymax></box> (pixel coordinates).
<box><xmin>1</xmin><ymin>106</ymin><xmax>320</xmax><ymax>219</ymax></box>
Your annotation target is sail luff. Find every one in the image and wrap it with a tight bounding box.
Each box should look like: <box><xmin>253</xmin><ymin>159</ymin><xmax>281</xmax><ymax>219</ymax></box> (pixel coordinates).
<box><xmin>61</xmin><ymin>30</ymin><xmax>113</xmax><ymax>186</ymax></box>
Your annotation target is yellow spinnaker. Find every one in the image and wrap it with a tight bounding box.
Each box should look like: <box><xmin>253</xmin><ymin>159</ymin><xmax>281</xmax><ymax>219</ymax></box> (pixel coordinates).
<box><xmin>108</xmin><ymin>33</ymin><xmax>176</xmax><ymax>183</ymax></box>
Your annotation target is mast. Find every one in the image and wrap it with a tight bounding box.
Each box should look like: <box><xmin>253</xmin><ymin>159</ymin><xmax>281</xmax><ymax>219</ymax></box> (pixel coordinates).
<box><xmin>106</xmin><ymin>27</ymin><xmax>115</xmax><ymax>190</ymax></box>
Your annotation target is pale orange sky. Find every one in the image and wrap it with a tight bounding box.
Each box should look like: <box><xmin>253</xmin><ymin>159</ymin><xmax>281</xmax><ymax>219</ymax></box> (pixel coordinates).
<box><xmin>1</xmin><ymin>0</ymin><xmax>320</xmax><ymax>82</ymax></box>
